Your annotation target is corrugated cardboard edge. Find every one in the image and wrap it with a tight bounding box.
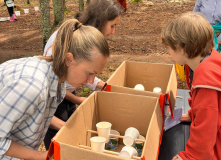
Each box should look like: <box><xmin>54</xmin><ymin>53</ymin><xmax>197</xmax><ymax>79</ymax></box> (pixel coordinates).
<box><xmin>165</xmin><ymin>64</ymin><xmax>177</xmax><ymax>119</ymax></box>
<box><xmin>106</xmin><ymin>61</ymin><xmax>127</xmax><ymax>86</ymax></box>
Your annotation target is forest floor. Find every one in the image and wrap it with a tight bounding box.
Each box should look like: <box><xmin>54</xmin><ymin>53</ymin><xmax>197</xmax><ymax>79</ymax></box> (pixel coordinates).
<box><xmin>0</xmin><ymin>0</ymin><xmax>196</xmax><ymax>151</ymax></box>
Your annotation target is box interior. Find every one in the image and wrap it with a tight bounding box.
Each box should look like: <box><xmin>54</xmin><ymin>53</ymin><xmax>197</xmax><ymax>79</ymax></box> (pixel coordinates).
<box><xmin>53</xmin><ymin>91</ymin><xmax>163</xmax><ymax>160</ymax></box>
<box><xmin>107</xmin><ymin>61</ymin><xmax>177</xmax><ymax>112</ymax></box>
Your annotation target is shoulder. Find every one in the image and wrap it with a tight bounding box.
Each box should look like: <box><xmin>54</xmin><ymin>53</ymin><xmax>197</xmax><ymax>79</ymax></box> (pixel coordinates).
<box><xmin>0</xmin><ymin>57</ymin><xmax>54</xmax><ymax>89</ymax></box>
<box><xmin>193</xmin><ymin>50</ymin><xmax>221</xmax><ymax>90</ymax></box>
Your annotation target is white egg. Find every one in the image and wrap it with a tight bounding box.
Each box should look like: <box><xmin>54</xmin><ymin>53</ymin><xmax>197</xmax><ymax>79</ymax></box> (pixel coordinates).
<box><xmin>134</xmin><ymin>84</ymin><xmax>145</xmax><ymax>91</ymax></box>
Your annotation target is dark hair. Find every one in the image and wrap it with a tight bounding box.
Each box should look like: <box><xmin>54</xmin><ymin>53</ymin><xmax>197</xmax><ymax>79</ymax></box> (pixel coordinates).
<box><xmin>75</xmin><ymin>0</ymin><xmax>122</xmax><ymax>31</ymax></box>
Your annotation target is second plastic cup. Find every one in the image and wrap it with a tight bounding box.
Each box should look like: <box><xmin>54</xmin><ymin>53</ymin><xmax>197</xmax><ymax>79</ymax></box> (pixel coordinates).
<box><xmin>153</xmin><ymin>87</ymin><xmax>162</xmax><ymax>93</ymax></box>
<box><xmin>134</xmin><ymin>84</ymin><xmax>145</xmax><ymax>91</ymax></box>
<box><xmin>90</xmin><ymin>136</ymin><xmax>106</xmax><ymax>152</ymax></box>
<box><xmin>96</xmin><ymin>121</ymin><xmax>112</xmax><ymax>143</ymax></box>
<box><xmin>24</xmin><ymin>9</ymin><xmax>29</xmax><ymax>14</ymax></box>
<box><xmin>34</xmin><ymin>6</ymin><xmax>39</xmax><ymax>11</ymax></box>
<box><xmin>119</xmin><ymin>146</ymin><xmax>138</xmax><ymax>158</ymax></box>
<box><xmin>123</xmin><ymin>127</ymin><xmax>140</xmax><ymax>146</ymax></box>
<box><xmin>15</xmin><ymin>11</ymin><xmax>20</xmax><ymax>16</ymax></box>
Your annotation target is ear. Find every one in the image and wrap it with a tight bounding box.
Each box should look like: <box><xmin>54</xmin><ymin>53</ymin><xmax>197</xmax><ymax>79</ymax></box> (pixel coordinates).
<box><xmin>180</xmin><ymin>48</ymin><xmax>186</xmax><ymax>55</ymax></box>
<box><xmin>65</xmin><ymin>52</ymin><xmax>75</xmax><ymax>66</ymax></box>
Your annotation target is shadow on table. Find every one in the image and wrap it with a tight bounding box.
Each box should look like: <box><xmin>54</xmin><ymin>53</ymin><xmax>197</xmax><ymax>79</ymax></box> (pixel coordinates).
<box><xmin>158</xmin><ymin>122</ymin><xmax>190</xmax><ymax>160</ymax></box>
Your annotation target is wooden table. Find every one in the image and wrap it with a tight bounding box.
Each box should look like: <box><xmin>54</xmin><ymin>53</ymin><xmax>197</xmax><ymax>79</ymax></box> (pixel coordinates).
<box><xmin>158</xmin><ymin>89</ymin><xmax>191</xmax><ymax>160</ymax></box>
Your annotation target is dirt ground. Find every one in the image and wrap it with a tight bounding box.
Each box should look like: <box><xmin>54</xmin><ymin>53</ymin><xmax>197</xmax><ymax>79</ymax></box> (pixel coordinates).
<box><xmin>0</xmin><ymin>0</ymin><xmax>195</xmax><ymax>151</ymax></box>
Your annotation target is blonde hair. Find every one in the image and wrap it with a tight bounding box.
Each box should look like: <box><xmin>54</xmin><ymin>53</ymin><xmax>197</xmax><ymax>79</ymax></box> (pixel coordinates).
<box><xmin>162</xmin><ymin>12</ymin><xmax>214</xmax><ymax>59</ymax></box>
<box><xmin>39</xmin><ymin>19</ymin><xmax>109</xmax><ymax>79</ymax></box>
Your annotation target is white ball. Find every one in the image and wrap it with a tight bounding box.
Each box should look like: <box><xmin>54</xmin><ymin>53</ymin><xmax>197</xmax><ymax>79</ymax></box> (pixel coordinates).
<box><xmin>134</xmin><ymin>84</ymin><xmax>145</xmax><ymax>91</ymax></box>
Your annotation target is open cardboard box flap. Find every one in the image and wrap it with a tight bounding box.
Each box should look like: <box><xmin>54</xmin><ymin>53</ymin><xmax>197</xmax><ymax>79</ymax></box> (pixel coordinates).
<box><xmin>46</xmin><ymin>91</ymin><xmax>163</xmax><ymax>160</ymax></box>
<box><xmin>106</xmin><ymin>61</ymin><xmax>177</xmax><ymax>118</ymax></box>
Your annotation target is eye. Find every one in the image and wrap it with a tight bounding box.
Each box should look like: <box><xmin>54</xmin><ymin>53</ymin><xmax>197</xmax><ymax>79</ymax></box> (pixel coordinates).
<box><xmin>88</xmin><ymin>72</ymin><xmax>95</xmax><ymax>76</ymax></box>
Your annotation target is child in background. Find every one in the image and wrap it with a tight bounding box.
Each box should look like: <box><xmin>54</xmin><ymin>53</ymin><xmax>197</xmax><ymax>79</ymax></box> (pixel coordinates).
<box><xmin>4</xmin><ymin>0</ymin><xmax>17</xmax><ymax>22</ymax></box>
<box><xmin>162</xmin><ymin>12</ymin><xmax>221</xmax><ymax>160</ymax></box>
<box><xmin>0</xmin><ymin>19</ymin><xmax>109</xmax><ymax>160</ymax></box>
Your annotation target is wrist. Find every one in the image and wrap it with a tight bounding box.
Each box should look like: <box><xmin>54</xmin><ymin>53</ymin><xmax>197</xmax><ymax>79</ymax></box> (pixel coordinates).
<box><xmin>96</xmin><ymin>81</ymin><xmax>105</xmax><ymax>89</ymax></box>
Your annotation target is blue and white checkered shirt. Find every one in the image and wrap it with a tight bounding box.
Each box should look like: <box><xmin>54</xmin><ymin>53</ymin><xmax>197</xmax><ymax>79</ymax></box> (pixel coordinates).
<box><xmin>0</xmin><ymin>57</ymin><xmax>65</xmax><ymax>160</ymax></box>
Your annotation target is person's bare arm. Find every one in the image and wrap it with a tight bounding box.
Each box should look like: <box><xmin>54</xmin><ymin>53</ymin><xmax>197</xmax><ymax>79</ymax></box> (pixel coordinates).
<box><xmin>4</xmin><ymin>140</ymin><xmax>47</xmax><ymax>160</ymax></box>
<box><xmin>180</xmin><ymin>114</ymin><xmax>191</xmax><ymax>122</ymax></box>
<box><xmin>96</xmin><ymin>81</ymin><xmax>106</xmax><ymax>90</ymax></box>
<box><xmin>49</xmin><ymin>116</ymin><xmax>66</xmax><ymax>130</ymax></box>
<box><xmin>64</xmin><ymin>90</ymin><xmax>86</xmax><ymax>105</ymax></box>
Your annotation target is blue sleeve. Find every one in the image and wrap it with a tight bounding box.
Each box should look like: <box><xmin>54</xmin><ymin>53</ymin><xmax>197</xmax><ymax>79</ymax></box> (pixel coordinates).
<box><xmin>193</xmin><ymin>0</ymin><xmax>202</xmax><ymax>12</ymax></box>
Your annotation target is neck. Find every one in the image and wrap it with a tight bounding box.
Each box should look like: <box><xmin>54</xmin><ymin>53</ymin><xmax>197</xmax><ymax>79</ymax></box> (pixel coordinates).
<box><xmin>186</xmin><ymin>55</ymin><xmax>205</xmax><ymax>71</ymax></box>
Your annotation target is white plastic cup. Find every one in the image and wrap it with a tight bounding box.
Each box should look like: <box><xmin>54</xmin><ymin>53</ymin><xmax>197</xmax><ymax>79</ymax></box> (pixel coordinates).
<box><xmin>119</xmin><ymin>146</ymin><xmax>138</xmax><ymax>158</ymax></box>
<box><xmin>153</xmin><ymin>87</ymin><xmax>162</xmax><ymax>93</ymax></box>
<box><xmin>123</xmin><ymin>127</ymin><xmax>140</xmax><ymax>146</ymax></box>
<box><xmin>0</xmin><ymin>17</ymin><xmax>7</xmax><ymax>21</ymax></box>
<box><xmin>96</xmin><ymin>121</ymin><xmax>112</xmax><ymax>143</ymax></box>
<box><xmin>90</xmin><ymin>136</ymin><xmax>106</xmax><ymax>152</ymax></box>
<box><xmin>15</xmin><ymin>11</ymin><xmax>20</xmax><ymax>16</ymax></box>
<box><xmin>6</xmin><ymin>17</ymin><xmax>10</xmax><ymax>20</ymax></box>
<box><xmin>24</xmin><ymin>9</ymin><xmax>29</xmax><ymax>14</ymax></box>
<box><xmin>34</xmin><ymin>6</ymin><xmax>39</xmax><ymax>11</ymax></box>
<box><xmin>134</xmin><ymin>84</ymin><xmax>145</xmax><ymax>91</ymax></box>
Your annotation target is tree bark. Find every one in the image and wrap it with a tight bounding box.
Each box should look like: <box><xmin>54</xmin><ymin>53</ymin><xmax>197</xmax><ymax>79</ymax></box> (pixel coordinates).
<box><xmin>39</xmin><ymin>0</ymin><xmax>51</xmax><ymax>48</ymax></box>
<box><xmin>79</xmin><ymin>0</ymin><xmax>84</xmax><ymax>11</ymax></box>
<box><xmin>52</xmin><ymin>0</ymin><xmax>65</xmax><ymax>27</ymax></box>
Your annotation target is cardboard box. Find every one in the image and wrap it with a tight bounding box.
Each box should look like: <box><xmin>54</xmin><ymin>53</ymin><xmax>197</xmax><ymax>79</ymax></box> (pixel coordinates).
<box><xmin>106</xmin><ymin>61</ymin><xmax>177</xmax><ymax>116</ymax></box>
<box><xmin>47</xmin><ymin>91</ymin><xmax>163</xmax><ymax>160</ymax></box>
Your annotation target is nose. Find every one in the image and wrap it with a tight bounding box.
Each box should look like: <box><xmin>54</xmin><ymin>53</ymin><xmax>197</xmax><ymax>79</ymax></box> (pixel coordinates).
<box><xmin>111</xmin><ymin>27</ymin><xmax>115</xmax><ymax>35</ymax></box>
<box><xmin>87</xmin><ymin>75</ymin><xmax>95</xmax><ymax>84</ymax></box>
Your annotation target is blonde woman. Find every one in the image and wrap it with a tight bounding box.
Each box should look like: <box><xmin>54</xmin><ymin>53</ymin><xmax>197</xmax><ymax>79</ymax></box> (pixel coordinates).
<box><xmin>0</xmin><ymin>19</ymin><xmax>109</xmax><ymax>160</ymax></box>
<box><xmin>43</xmin><ymin>0</ymin><xmax>122</xmax><ymax>150</ymax></box>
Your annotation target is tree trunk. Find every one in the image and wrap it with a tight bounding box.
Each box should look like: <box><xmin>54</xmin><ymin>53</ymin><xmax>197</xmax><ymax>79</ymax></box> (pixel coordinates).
<box><xmin>86</xmin><ymin>0</ymin><xmax>90</xmax><ymax>5</ymax></box>
<box><xmin>39</xmin><ymin>0</ymin><xmax>51</xmax><ymax>48</ymax></box>
<box><xmin>27</xmin><ymin>0</ymin><xmax>30</xmax><ymax>4</ymax></box>
<box><xmin>52</xmin><ymin>0</ymin><xmax>65</xmax><ymax>27</ymax></box>
<box><xmin>79</xmin><ymin>0</ymin><xmax>84</xmax><ymax>11</ymax></box>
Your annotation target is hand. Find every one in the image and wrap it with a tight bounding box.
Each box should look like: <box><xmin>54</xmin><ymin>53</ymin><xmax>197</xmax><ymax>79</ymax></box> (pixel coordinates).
<box><xmin>172</xmin><ymin>155</ymin><xmax>182</xmax><ymax>160</ymax></box>
<box><xmin>180</xmin><ymin>114</ymin><xmax>191</xmax><ymax>122</ymax></box>
<box><xmin>96</xmin><ymin>81</ymin><xmax>106</xmax><ymax>90</ymax></box>
<box><xmin>26</xmin><ymin>151</ymin><xmax>48</xmax><ymax>160</ymax></box>
<box><xmin>33</xmin><ymin>151</ymin><xmax>48</xmax><ymax>160</ymax></box>
<box><xmin>172</xmin><ymin>156</ymin><xmax>179</xmax><ymax>160</ymax></box>
<box><xmin>78</xmin><ymin>97</ymin><xmax>87</xmax><ymax>104</ymax></box>
<box><xmin>5</xmin><ymin>141</ymin><xmax>48</xmax><ymax>160</ymax></box>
